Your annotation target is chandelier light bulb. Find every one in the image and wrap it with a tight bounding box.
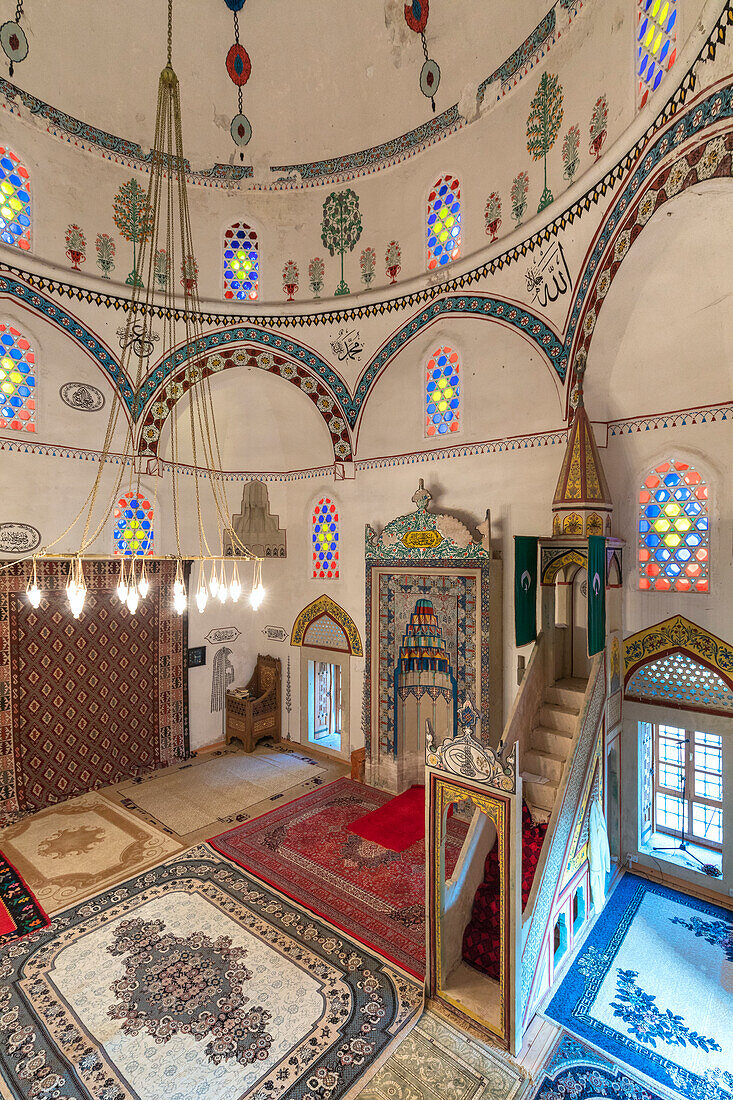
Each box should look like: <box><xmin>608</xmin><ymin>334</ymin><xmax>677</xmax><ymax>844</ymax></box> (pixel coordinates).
<box><xmin>127</xmin><ymin>587</ymin><xmax>140</xmax><ymax>614</ymax></box>
<box><xmin>68</xmin><ymin>559</ymin><xmax>87</xmax><ymax>619</ymax></box>
<box><xmin>173</xmin><ymin>589</ymin><xmax>187</xmax><ymax>615</ymax></box>
<box><xmin>229</xmin><ymin>564</ymin><xmax>242</xmax><ymax>602</ymax></box>
<box><xmin>138</xmin><ymin>559</ymin><xmax>150</xmax><ymax>598</ymax></box>
<box><xmin>26</xmin><ymin>559</ymin><xmax>41</xmax><ymax>608</ymax></box>
<box><xmin>249</xmin><ymin>558</ymin><xmax>265</xmax><ymax>610</ymax></box>
<box><xmin>195</xmin><ymin>586</ymin><xmax>208</xmax><ymax>612</ymax></box>
<box><xmin>116</xmin><ymin>558</ymin><xmax>128</xmax><ymax>603</ymax></box>
<box><xmin>208</xmin><ymin>562</ymin><xmax>219</xmax><ymax>598</ymax></box>
<box><xmin>174</xmin><ymin>578</ymin><xmax>185</xmax><ymax>598</ymax></box>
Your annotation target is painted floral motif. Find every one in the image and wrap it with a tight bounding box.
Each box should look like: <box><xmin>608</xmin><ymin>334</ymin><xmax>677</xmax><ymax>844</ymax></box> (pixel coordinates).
<box><xmin>590</xmin><ymin>95</ymin><xmax>609</xmax><ymax>162</ymax></box>
<box><xmin>308</xmin><ymin>255</ymin><xmax>325</xmax><ymax>298</ymax></box>
<box><xmin>360</xmin><ymin>246</ymin><xmax>377</xmax><ymax>287</ymax></box>
<box><xmin>611</xmin><ymin>969</ymin><xmax>721</xmax><ymax>1053</ymax></box>
<box><xmin>154</xmin><ymin>248</ymin><xmax>169</xmax><ymax>290</ymax></box>
<box><xmin>563</xmin><ymin>124</ymin><xmax>581</xmax><ymax>181</ymax></box>
<box><xmin>107</xmin><ymin>916</ymin><xmax>274</xmax><ymax>1065</ymax></box>
<box><xmin>484</xmin><ymin>192</ymin><xmax>502</xmax><ymax>242</ymax></box>
<box><xmin>511</xmin><ymin>171</ymin><xmax>529</xmax><ymax>225</ymax></box>
<box><xmin>385</xmin><ymin>240</ymin><xmax>401</xmax><ymax>284</ymax></box>
<box><xmin>95</xmin><ymin>232</ymin><xmax>115</xmax><ymax>279</ymax></box>
<box><xmin>65</xmin><ymin>223</ymin><xmax>86</xmax><ymax>270</ymax></box>
<box><xmin>670</xmin><ymin>914</ymin><xmax>733</xmax><ymax>962</ymax></box>
<box><xmin>283</xmin><ymin>259</ymin><xmax>299</xmax><ymax>301</ymax></box>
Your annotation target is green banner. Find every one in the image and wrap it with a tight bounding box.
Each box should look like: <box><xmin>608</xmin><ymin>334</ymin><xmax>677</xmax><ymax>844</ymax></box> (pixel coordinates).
<box><xmin>587</xmin><ymin>535</ymin><xmax>606</xmax><ymax>657</ymax></box>
<box><xmin>514</xmin><ymin>536</ymin><xmax>538</xmax><ymax>647</ymax></box>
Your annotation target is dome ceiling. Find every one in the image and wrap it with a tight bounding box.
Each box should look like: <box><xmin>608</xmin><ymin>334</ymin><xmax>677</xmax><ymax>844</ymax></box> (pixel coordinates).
<box><xmin>19</xmin><ymin>0</ymin><xmax>553</xmax><ymax>171</ymax></box>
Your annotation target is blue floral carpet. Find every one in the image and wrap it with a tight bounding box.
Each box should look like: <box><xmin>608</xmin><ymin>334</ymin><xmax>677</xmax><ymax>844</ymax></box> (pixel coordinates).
<box><xmin>530</xmin><ymin>1032</ymin><xmax>667</xmax><ymax>1100</ymax></box>
<box><xmin>545</xmin><ymin>874</ymin><xmax>733</xmax><ymax>1100</ymax></box>
<box><xmin>0</xmin><ymin>844</ymin><xmax>422</xmax><ymax>1100</ymax></box>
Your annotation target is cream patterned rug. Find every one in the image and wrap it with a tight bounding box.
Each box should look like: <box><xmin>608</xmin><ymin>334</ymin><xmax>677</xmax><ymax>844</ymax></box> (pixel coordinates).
<box><xmin>0</xmin><ymin>791</ymin><xmax>181</xmax><ymax>913</ymax></box>
<box><xmin>360</xmin><ymin>1010</ymin><xmax>529</xmax><ymax>1099</ymax></box>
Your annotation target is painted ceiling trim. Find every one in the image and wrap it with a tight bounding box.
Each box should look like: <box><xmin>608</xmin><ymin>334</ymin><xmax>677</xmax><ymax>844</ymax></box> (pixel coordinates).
<box><xmin>0</xmin><ymin>3</ymin><xmax>570</xmax><ymax>190</ymax></box>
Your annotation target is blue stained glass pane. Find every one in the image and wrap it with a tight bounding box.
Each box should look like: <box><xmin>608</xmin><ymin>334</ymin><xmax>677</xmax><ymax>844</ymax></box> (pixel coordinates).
<box><xmin>653</xmin><ymin>490</ymin><xmax>669</xmax><ymax>502</ymax></box>
<box><xmin>646</xmin><ymin>533</ymin><xmax>660</xmax><ymax>547</ymax></box>
<box><xmin>660</xmin><ymin>40</ymin><xmax>670</xmax><ymax>63</ymax></box>
<box><xmin>1</xmin><ymin>334</ymin><xmax>13</xmax><ymax>345</ymax></box>
<box><xmin>667</xmin><ymin>9</ymin><xmax>676</xmax><ymax>32</ymax></box>
<box><xmin>439</xmin><ymin>255</ymin><xmax>449</xmax><ymax>265</ymax></box>
<box><xmin>653</xmin><ymin>69</ymin><xmax>663</xmax><ymax>90</ymax></box>
<box><xmin>645</xmin><ymin>505</ymin><xmax>661</xmax><ymax>518</ymax></box>
<box><xmin>438</xmin><ymin>423</ymin><xmax>448</xmax><ymax>433</ymax></box>
<box><xmin>639</xmin><ymin>519</ymin><xmax>650</xmax><ymax>533</ymax></box>
<box><xmin>639</xmin><ymin>55</ymin><xmax>649</xmax><ymax>77</ymax></box>
<box><xmin>697</xmin><ymin>518</ymin><xmax>709</xmax><ymax>530</ymax></box>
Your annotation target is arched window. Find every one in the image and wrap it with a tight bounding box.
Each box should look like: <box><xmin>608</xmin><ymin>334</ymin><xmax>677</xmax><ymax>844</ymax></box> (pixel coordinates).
<box><xmin>312</xmin><ymin>497</ymin><xmax>339</xmax><ymax>579</ymax></box>
<box><xmin>223</xmin><ymin>222</ymin><xmax>258</xmax><ymax>300</ymax></box>
<box><xmin>113</xmin><ymin>490</ymin><xmax>154</xmax><ymax>556</ymax></box>
<box><xmin>425</xmin><ymin>344</ymin><xmax>460</xmax><ymax>436</ymax></box>
<box><xmin>0</xmin><ymin>322</ymin><xmax>35</xmax><ymax>432</ymax></box>
<box><xmin>0</xmin><ymin>146</ymin><xmax>31</xmax><ymax>251</ymax></box>
<box><xmin>639</xmin><ymin>459</ymin><xmax>708</xmax><ymax>592</ymax></box>
<box><xmin>637</xmin><ymin>0</ymin><xmax>677</xmax><ymax>109</ymax></box>
<box><xmin>427</xmin><ymin>175</ymin><xmax>460</xmax><ymax>270</ymax></box>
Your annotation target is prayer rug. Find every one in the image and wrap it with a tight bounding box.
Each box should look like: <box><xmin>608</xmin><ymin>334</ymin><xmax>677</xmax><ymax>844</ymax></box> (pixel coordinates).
<box><xmin>530</xmin><ymin>1031</ymin><xmax>668</xmax><ymax>1100</ymax></box>
<box><xmin>361</xmin><ymin>1009</ymin><xmax>528</xmax><ymax>1099</ymax></box>
<box><xmin>0</xmin><ymin>851</ymin><xmax>49</xmax><ymax>946</ymax></box>
<box><xmin>0</xmin><ymin>559</ymin><xmax>188</xmax><ymax>821</ymax></box>
<box><xmin>545</xmin><ymin>873</ymin><xmax>733</xmax><ymax>1099</ymax></box>
<box><xmin>211</xmin><ymin>777</ymin><xmax>469</xmax><ymax>978</ymax></box>
<box><xmin>0</xmin><ymin>844</ymin><xmax>422</xmax><ymax>1100</ymax></box>
<box><xmin>0</xmin><ymin>791</ymin><xmax>181</xmax><ymax>913</ymax></box>
<box><xmin>349</xmin><ymin>784</ymin><xmax>426</xmax><ymax>852</ymax></box>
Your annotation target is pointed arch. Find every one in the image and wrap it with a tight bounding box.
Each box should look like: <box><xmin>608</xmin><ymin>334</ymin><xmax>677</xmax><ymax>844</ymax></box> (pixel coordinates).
<box><xmin>624</xmin><ymin>615</ymin><xmax>733</xmax><ymax>715</ymax></box>
<box><xmin>312</xmin><ymin>497</ymin><xmax>339</xmax><ymax>579</ymax></box>
<box><xmin>223</xmin><ymin>221</ymin><xmax>259</xmax><ymax>301</ymax></box>
<box><xmin>291</xmin><ymin>594</ymin><xmax>363</xmax><ymax>656</ymax></box>
<box><xmin>427</xmin><ymin>175</ymin><xmax>461</xmax><ymax>270</ymax></box>
<box><xmin>638</xmin><ymin>458</ymin><xmax>709</xmax><ymax>592</ymax></box>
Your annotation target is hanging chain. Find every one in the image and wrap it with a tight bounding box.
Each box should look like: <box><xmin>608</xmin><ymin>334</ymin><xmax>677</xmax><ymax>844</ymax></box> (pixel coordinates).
<box><xmin>167</xmin><ymin>0</ymin><xmax>173</xmax><ymax>66</ymax></box>
<box><xmin>420</xmin><ymin>31</ymin><xmax>429</xmax><ymax>62</ymax></box>
<box><xmin>14</xmin><ymin>0</ymin><xmax>23</xmax><ymax>23</ymax></box>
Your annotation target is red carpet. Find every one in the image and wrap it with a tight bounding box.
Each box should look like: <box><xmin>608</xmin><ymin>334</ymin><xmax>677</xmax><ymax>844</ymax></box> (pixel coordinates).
<box><xmin>462</xmin><ymin>802</ymin><xmax>547</xmax><ymax>979</ymax></box>
<box><xmin>349</xmin><ymin>784</ymin><xmax>426</xmax><ymax>852</ymax></box>
<box><xmin>211</xmin><ymin>777</ymin><xmax>467</xmax><ymax>978</ymax></box>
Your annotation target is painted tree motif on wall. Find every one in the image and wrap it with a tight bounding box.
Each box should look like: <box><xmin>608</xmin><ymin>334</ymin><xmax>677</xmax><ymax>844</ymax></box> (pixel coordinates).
<box><xmin>113</xmin><ymin>178</ymin><xmax>154</xmax><ymax>287</ymax></box>
<box><xmin>95</xmin><ymin>233</ymin><xmax>115</xmax><ymax>279</ymax></box>
<box><xmin>562</xmin><ymin>124</ymin><xmax>580</xmax><ymax>182</ymax></box>
<box><xmin>282</xmin><ymin>259</ymin><xmax>299</xmax><ymax>301</ymax></box>
<box><xmin>308</xmin><ymin>256</ymin><xmax>325</xmax><ymax>298</ymax></box>
<box><xmin>360</xmin><ymin>246</ymin><xmax>376</xmax><ymax>287</ymax></box>
<box><xmin>589</xmin><ymin>95</ymin><xmax>608</xmax><ymax>162</ymax></box>
<box><xmin>321</xmin><ymin>188</ymin><xmax>362</xmax><ymax>297</ymax></box>
<box><xmin>385</xmin><ymin>240</ymin><xmax>401</xmax><ymax>284</ymax></box>
<box><xmin>511</xmin><ymin>172</ymin><xmax>529</xmax><ymax>226</ymax></box>
<box><xmin>526</xmin><ymin>73</ymin><xmax>564</xmax><ymax>212</ymax></box>
<box><xmin>154</xmin><ymin>248</ymin><xmax>169</xmax><ymax>290</ymax></box>
<box><xmin>65</xmin><ymin>224</ymin><xmax>86</xmax><ymax>271</ymax></box>
<box><xmin>484</xmin><ymin>192</ymin><xmax>502</xmax><ymax>242</ymax></box>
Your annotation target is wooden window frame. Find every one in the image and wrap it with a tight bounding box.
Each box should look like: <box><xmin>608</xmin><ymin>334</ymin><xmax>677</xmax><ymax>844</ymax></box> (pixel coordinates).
<box><xmin>652</xmin><ymin>721</ymin><xmax>723</xmax><ymax>851</ymax></box>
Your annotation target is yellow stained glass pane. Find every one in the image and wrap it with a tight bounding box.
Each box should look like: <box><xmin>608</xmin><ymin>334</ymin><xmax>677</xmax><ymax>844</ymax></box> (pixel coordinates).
<box><xmin>675</xmin><ymin>517</ymin><xmax>692</xmax><ymax>532</ymax></box>
<box><xmin>444</xmin><ymin>215</ymin><xmax>455</xmax><ymax>229</ymax></box>
<box><xmin>663</xmin><ymin>503</ymin><xmax>681</xmax><ymax>517</ymax></box>
<box><xmin>8</xmin><ymin>197</ymin><xmax>21</xmax><ymax>212</ymax></box>
<box><xmin>654</xmin><ymin>519</ymin><xmax>670</xmax><ymax>533</ymax></box>
<box><xmin>665</xmin><ymin>533</ymin><xmax>682</xmax><ymax>548</ymax></box>
<box><xmin>651</xmin><ymin>0</ymin><xmax>661</xmax><ymax>16</ymax></box>
<box><xmin>645</xmin><ymin>24</ymin><xmax>654</xmax><ymax>46</ymax></box>
<box><xmin>0</xmin><ymin>181</ymin><xmax>12</xmax><ymax>195</ymax></box>
<box><xmin>0</xmin><ymin>381</ymin><xmax>13</xmax><ymax>394</ymax></box>
<box><xmin>652</xmin><ymin>30</ymin><xmax>663</xmax><ymax>54</ymax></box>
<box><xmin>438</xmin><ymin>399</ymin><xmax>448</xmax><ymax>412</ymax></box>
<box><xmin>439</xmin><ymin>229</ymin><xmax>449</xmax><ymax>243</ymax></box>
<box><xmin>8</xmin><ymin>371</ymin><xmax>22</xmax><ymax>384</ymax></box>
<box><xmin>443</xmin><ymin>387</ymin><xmax>454</xmax><ymax>399</ymax></box>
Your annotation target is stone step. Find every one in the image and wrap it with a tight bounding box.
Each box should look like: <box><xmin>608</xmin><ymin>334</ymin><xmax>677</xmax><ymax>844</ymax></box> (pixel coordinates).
<box><xmin>538</xmin><ymin>702</ymin><xmax>578</xmax><ymax>734</ymax></box>
<box><xmin>523</xmin><ymin>778</ymin><xmax>557</xmax><ymax>811</ymax></box>
<box><xmin>545</xmin><ymin>678</ymin><xmax>587</xmax><ymax>708</ymax></box>
<box><xmin>529</xmin><ymin>724</ymin><xmax>574</xmax><ymax>756</ymax></box>
<box><xmin>524</xmin><ymin>747</ymin><xmax>565</xmax><ymax>783</ymax></box>
<box><xmin>526</xmin><ymin>801</ymin><xmax>552</xmax><ymax>826</ymax></box>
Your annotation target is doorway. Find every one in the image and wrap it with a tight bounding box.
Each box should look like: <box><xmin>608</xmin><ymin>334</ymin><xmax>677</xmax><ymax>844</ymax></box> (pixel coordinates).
<box><xmin>308</xmin><ymin>660</ymin><xmax>342</xmax><ymax>751</ymax></box>
<box><xmin>300</xmin><ymin>645</ymin><xmax>350</xmax><ymax>759</ymax></box>
<box><xmin>571</xmin><ymin>567</ymin><xmax>590</xmax><ymax>679</ymax></box>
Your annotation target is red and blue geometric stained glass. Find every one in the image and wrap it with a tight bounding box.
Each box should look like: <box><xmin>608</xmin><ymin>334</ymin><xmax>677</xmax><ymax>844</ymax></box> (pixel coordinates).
<box><xmin>224</xmin><ymin>222</ymin><xmax>258</xmax><ymax>300</ymax></box>
<box><xmin>0</xmin><ymin>323</ymin><xmax>35</xmax><ymax>432</ymax></box>
<box><xmin>113</xmin><ymin>491</ymin><xmax>154</xmax><ymax>556</ymax></box>
<box><xmin>639</xmin><ymin>459</ymin><xmax>708</xmax><ymax>592</ymax></box>
<box><xmin>0</xmin><ymin>146</ymin><xmax>30</xmax><ymax>251</ymax></box>
<box><xmin>637</xmin><ymin>0</ymin><xmax>677</xmax><ymax>109</ymax></box>
<box><xmin>427</xmin><ymin>175</ymin><xmax>460</xmax><ymax>271</ymax></box>
<box><xmin>426</xmin><ymin>345</ymin><xmax>460</xmax><ymax>436</ymax></box>
<box><xmin>312</xmin><ymin>497</ymin><xmax>339</xmax><ymax>579</ymax></box>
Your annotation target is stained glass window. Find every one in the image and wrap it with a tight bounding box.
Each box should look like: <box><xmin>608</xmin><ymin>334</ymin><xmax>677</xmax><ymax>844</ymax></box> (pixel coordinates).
<box><xmin>0</xmin><ymin>323</ymin><xmax>35</xmax><ymax>432</ymax></box>
<box><xmin>637</xmin><ymin>0</ymin><xmax>677</xmax><ymax>109</ymax></box>
<box><xmin>113</xmin><ymin>491</ymin><xmax>154</xmax><ymax>556</ymax></box>
<box><xmin>427</xmin><ymin>175</ymin><xmax>460</xmax><ymax>270</ymax></box>
<box><xmin>312</xmin><ymin>497</ymin><xmax>339</xmax><ymax>579</ymax></box>
<box><xmin>638</xmin><ymin>459</ymin><xmax>708</xmax><ymax>592</ymax></box>
<box><xmin>0</xmin><ymin>146</ymin><xmax>30</xmax><ymax>251</ymax></box>
<box><xmin>426</xmin><ymin>345</ymin><xmax>460</xmax><ymax>436</ymax></box>
<box><xmin>223</xmin><ymin>222</ymin><xmax>258</xmax><ymax>300</ymax></box>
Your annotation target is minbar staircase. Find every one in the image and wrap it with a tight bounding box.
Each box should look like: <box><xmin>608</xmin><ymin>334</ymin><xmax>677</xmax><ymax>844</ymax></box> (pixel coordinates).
<box><xmin>520</xmin><ymin>676</ymin><xmax>587</xmax><ymax>824</ymax></box>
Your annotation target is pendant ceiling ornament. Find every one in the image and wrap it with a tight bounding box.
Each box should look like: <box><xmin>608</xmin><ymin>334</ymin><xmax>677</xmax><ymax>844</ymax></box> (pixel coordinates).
<box><xmin>1</xmin><ymin>0</ymin><xmax>28</xmax><ymax>78</ymax></box>
<box><xmin>7</xmin><ymin>0</ymin><xmax>265</xmax><ymax>622</ymax></box>
<box><xmin>403</xmin><ymin>0</ymin><xmax>440</xmax><ymax>112</ymax></box>
<box><xmin>224</xmin><ymin>0</ymin><xmax>252</xmax><ymax>158</ymax></box>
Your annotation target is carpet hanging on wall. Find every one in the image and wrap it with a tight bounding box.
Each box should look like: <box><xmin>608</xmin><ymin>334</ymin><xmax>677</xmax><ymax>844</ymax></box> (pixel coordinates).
<box><xmin>0</xmin><ymin>559</ymin><xmax>188</xmax><ymax>822</ymax></box>
<box><xmin>212</xmin><ymin>777</ymin><xmax>468</xmax><ymax>978</ymax></box>
<box><xmin>0</xmin><ymin>851</ymin><xmax>50</xmax><ymax>946</ymax></box>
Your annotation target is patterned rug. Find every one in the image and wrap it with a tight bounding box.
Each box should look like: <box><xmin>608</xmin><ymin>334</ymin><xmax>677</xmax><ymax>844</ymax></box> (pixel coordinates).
<box><xmin>211</xmin><ymin>778</ymin><xmax>469</xmax><ymax>978</ymax></box>
<box><xmin>0</xmin><ymin>791</ymin><xmax>181</xmax><ymax>913</ymax></box>
<box><xmin>545</xmin><ymin>874</ymin><xmax>733</xmax><ymax>1099</ymax></box>
<box><xmin>0</xmin><ymin>851</ymin><xmax>49</xmax><ymax>946</ymax></box>
<box><xmin>361</xmin><ymin>1010</ymin><xmax>528</xmax><ymax>1099</ymax></box>
<box><xmin>0</xmin><ymin>844</ymin><xmax>422</xmax><ymax>1100</ymax></box>
<box><xmin>0</xmin><ymin>559</ymin><xmax>187</xmax><ymax>821</ymax></box>
<box><xmin>530</xmin><ymin>1032</ymin><xmax>668</xmax><ymax>1100</ymax></box>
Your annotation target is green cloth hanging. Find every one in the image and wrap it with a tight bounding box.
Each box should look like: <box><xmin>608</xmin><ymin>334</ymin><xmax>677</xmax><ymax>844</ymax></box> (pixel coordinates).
<box><xmin>587</xmin><ymin>535</ymin><xmax>606</xmax><ymax>657</ymax></box>
<box><xmin>514</xmin><ymin>536</ymin><xmax>538</xmax><ymax>647</ymax></box>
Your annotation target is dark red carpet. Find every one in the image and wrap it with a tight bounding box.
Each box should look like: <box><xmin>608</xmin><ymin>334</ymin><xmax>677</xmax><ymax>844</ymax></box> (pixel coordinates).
<box><xmin>462</xmin><ymin>802</ymin><xmax>548</xmax><ymax>979</ymax></box>
<box><xmin>348</xmin><ymin>784</ymin><xmax>426</xmax><ymax>852</ymax></box>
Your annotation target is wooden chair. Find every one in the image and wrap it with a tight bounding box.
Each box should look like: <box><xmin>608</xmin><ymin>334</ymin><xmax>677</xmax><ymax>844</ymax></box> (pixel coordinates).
<box><xmin>225</xmin><ymin>654</ymin><xmax>282</xmax><ymax>752</ymax></box>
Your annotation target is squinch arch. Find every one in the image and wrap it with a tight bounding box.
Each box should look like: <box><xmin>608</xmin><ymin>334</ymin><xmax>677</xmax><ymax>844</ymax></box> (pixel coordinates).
<box><xmin>291</xmin><ymin>594</ymin><xmax>363</xmax><ymax>656</ymax></box>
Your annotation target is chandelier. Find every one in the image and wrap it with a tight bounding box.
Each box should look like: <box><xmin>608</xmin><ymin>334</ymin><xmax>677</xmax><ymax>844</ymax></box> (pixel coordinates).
<box><xmin>22</xmin><ymin>0</ymin><xmax>263</xmax><ymax>619</ymax></box>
